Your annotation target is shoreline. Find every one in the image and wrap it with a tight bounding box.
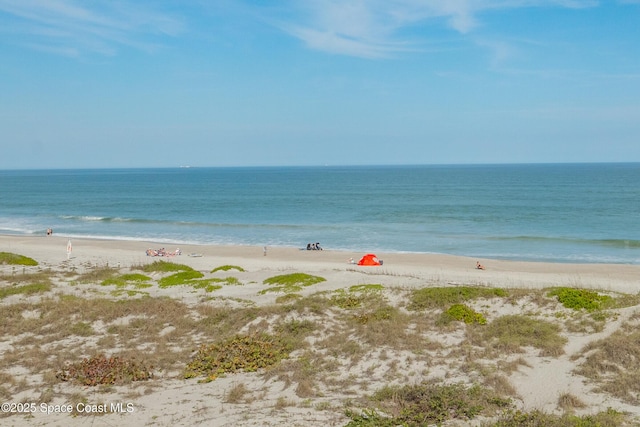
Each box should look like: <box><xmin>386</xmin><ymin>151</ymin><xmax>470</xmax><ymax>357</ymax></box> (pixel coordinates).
<box><xmin>2</xmin><ymin>229</ymin><xmax>638</xmax><ymax>266</ymax></box>
<box><xmin>3</xmin><ymin>234</ymin><xmax>639</xmax><ymax>293</ymax></box>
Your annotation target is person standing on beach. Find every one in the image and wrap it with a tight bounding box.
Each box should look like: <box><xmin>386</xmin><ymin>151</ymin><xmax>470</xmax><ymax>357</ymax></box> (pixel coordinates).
<box><xmin>263</xmin><ymin>246</ymin><xmax>267</xmax><ymax>256</ymax></box>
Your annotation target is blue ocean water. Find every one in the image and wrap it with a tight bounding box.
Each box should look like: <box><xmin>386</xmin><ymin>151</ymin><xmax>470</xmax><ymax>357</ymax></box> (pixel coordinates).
<box><xmin>1</xmin><ymin>164</ymin><xmax>639</xmax><ymax>264</ymax></box>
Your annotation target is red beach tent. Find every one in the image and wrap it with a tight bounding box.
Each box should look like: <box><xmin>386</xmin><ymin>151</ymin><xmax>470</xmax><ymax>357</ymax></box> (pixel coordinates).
<box><xmin>357</xmin><ymin>254</ymin><xmax>381</xmax><ymax>266</ymax></box>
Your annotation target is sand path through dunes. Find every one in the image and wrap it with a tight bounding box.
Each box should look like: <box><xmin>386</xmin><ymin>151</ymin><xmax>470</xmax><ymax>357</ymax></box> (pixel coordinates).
<box><xmin>509</xmin><ymin>304</ymin><xmax>640</xmax><ymax>415</ymax></box>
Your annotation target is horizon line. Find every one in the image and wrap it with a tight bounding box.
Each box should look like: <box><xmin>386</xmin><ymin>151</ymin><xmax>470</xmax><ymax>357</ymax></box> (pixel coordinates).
<box><xmin>1</xmin><ymin>161</ymin><xmax>639</xmax><ymax>172</ymax></box>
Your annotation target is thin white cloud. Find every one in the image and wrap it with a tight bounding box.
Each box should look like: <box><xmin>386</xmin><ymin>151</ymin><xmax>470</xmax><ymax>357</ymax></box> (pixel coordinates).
<box><xmin>0</xmin><ymin>0</ymin><xmax>605</xmax><ymax>59</ymax></box>
<box><xmin>271</xmin><ymin>0</ymin><xmax>600</xmax><ymax>58</ymax></box>
<box><xmin>283</xmin><ymin>25</ymin><xmax>414</xmax><ymax>58</ymax></box>
<box><xmin>0</xmin><ymin>0</ymin><xmax>184</xmax><ymax>56</ymax></box>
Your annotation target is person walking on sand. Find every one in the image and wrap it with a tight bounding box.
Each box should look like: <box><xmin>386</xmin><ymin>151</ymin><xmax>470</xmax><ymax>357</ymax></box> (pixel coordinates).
<box><xmin>263</xmin><ymin>246</ymin><xmax>267</xmax><ymax>256</ymax></box>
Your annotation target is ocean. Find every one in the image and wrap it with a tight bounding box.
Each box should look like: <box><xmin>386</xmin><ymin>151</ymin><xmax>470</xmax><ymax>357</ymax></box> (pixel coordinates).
<box><xmin>1</xmin><ymin>163</ymin><xmax>639</xmax><ymax>264</ymax></box>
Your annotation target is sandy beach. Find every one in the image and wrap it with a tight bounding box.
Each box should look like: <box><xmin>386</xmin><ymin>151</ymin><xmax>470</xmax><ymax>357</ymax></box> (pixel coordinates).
<box><xmin>1</xmin><ymin>234</ymin><xmax>640</xmax><ymax>426</ymax></box>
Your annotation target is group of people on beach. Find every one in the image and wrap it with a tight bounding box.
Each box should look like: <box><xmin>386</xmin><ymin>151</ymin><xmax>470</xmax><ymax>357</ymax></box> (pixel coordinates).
<box><xmin>306</xmin><ymin>242</ymin><xmax>323</xmax><ymax>250</ymax></box>
<box><xmin>146</xmin><ymin>248</ymin><xmax>181</xmax><ymax>257</ymax></box>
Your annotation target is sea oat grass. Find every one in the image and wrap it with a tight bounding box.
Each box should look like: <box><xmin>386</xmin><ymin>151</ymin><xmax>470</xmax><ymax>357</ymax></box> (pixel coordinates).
<box><xmin>263</xmin><ymin>350</ymin><xmax>333</xmax><ymax>398</ymax></box>
<box><xmin>0</xmin><ymin>270</ymin><xmax>52</xmax><ymax>283</ymax></box>
<box><xmin>575</xmin><ymin>323</ymin><xmax>640</xmax><ymax>404</ymax></box>
<box><xmin>75</xmin><ymin>266</ymin><xmax>119</xmax><ymax>284</ymax></box>
<box><xmin>101</xmin><ymin>273</ymin><xmax>152</xmax><ymax>287</ymax></box>
<box><xmin>470</xmin><ymin>314</ymin><xmax>567</xmax><ymax>357</ymax></box>
<box><xmin>484</xmin><ymin>408</ymin><xmax>628</xmax><ymax>427</ymax></box>
<box><xmin>0</xmin><ymin>282</ymin><xmax>51</xmax><ymax>299</ymax></box>
<box><xmin>557</xmin><ymin>392</ymin><xmax>586</xmax><ymax>411</ymax></box>
<box><xmin>224</xmin><ymin>382</ymin><xmax>249</xmax><ymax>403</ymax></box>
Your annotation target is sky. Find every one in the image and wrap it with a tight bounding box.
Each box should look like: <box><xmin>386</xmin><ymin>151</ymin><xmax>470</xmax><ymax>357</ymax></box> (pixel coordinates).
<box><xmin>1</xmin><ymin>0</ymin><xmax>639</xmax><ymax>169</ymax></box>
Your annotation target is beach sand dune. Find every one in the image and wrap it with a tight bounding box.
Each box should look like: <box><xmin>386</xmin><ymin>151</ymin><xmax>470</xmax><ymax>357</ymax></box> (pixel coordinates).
<box><xmin>1</xmin><ymin>235</ymin><xmax>639</xmax><ymax>426</ymax></box>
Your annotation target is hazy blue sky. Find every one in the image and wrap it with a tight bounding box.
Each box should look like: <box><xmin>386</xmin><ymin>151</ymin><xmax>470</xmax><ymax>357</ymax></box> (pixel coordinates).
<box><xmin>1</xmin><ymin>0</ymin><xmax>639</xmax><ymax>169</ymax></box>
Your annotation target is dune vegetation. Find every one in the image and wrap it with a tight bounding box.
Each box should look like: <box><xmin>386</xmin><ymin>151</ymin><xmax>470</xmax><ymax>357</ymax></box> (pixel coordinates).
<box><xmin>1</xmin><ymin>253</ymin><xmax>639</xmax><ymax>426</ymax></box>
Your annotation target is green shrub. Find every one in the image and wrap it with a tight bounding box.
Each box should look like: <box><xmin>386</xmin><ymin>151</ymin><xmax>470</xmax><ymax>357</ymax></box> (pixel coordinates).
<box><xmin>158</xmin><ymin>271</ymin><xmax>204</xmax><ymax>288</ymax></box>
<box><xmin>260</xmin><ymin>273</ymin><xmax>326</xmax><ymax>294</ymax></box>
<box><xmin>191</xmin><ymin>279</ymin><xmax>223</xmax><ymax>293</ymax></box>
<box><xmin>264</xmin><ymin>273</ymin><xmax>325</xmax><ymax>287</ymax></box>
<box><xmin>211</xmin><ymin>265</ymin><xmax>245</xmax><ymax>273</ymax></box>
<box><xmin>140</xmin><ymin>261</ymin><xmax>194</xmax><ymax>273</ymax></box>
<box><xmin>0</xmin><ymin>252</ymin><xmax>38</xmax><ymax>266</ymax></box>
<box><xmin>220</xmin><ymin>276</ymin><xmax>241</xmax><ymax>286</ymax></box>
<box><xmin>184</xmin><ymin>333</ymin><xmax>291</xmax><ymax>382</ymax></box>
<box><xmin>442</xmin><ymin>304</ymin><xmax>487</xmax><ymax>325</ymax></box>
<box><xmin>344</xmin><ymin>409</ymin><xmax>397</xmax><ymax>427</ymax></box>
<box><xmin>548</xmin><ymin>287</ymin><xmax>613</xmax><ymax>311</ymax></box>
<box><xmin>409</xmin><ymin>286</ymin><xmax>507</xmax><ymax>311</ymax></box>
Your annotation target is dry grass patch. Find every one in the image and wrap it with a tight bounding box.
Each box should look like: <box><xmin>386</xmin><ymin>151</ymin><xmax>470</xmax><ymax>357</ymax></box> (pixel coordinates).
<box><xmin>0</xmin><ymin>270</ymin><xmax>52</xmax><ymax>284</ymax></box>
<box><xmin>101</xmin><ymin>273</ymin><xmax>152</xmax><ymax>288</ymax></box>
<box><xmin>0</xmin><ymin>295</ymin><xmax>196</xmax><ymax>384</ymax></box>
<box><xmin>484</xmin><ymin>408</ymin><xmax>629</xmax><ymax>427</ymax></box>
<box><xmin>346</xmin><ymin>382</ymin><xmax>512</xmax><ymax>426</ymax></box>
<box><xmin>469</xmin><ymin>314</ymin><xmax>567</xmax><ymax>357</ymax></box>
<box><xmin>265</xmin><ymin>350</ymin><xmax>338</xmax><ymax>398</ymax></box>
<box><xmin>408</xmin><ymin>286</ymin><xmax>507</xmax><ymax>311</ymax></box>
<box><xmin>557</xmin><ymin>392</ymin><xmax>586</xmax><ymax>411</ymax></box>
<box><xmin>574</xmin><ymin>321</ymin><xmax>640</xmax><ymax>405</ymax></box>
<box><xmin>56</xmin><ymin>353</ymin><xmax>153</xmax><ymax>386</ymax></box>
<box><xmin>224</xmin><ymin>382</ymin><xmax>250</xmax><ymax>403</ymax></box>
<box><xmin>75</xmin><ymin>266</ymin><xmax>118</xmax><ymax>284</ymax></box>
